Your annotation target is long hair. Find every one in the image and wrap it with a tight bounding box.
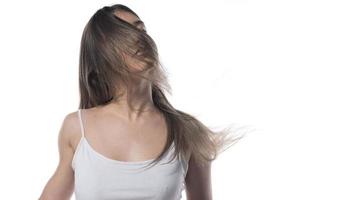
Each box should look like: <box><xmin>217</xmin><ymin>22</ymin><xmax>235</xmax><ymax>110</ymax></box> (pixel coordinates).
<box><xmin>78</xmin><ymin>4</ymin><xmax>250</xmax><ymax>170</ymax></box>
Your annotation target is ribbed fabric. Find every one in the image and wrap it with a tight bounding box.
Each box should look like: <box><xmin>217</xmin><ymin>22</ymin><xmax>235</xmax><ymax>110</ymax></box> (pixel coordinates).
<box><xmin>71</xmin><ymin>109</ymin><xmax>189</xmax><ymax>200</ymax></box>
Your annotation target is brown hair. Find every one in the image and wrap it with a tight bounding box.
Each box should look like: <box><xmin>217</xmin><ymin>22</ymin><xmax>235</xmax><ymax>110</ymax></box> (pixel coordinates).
<box><xmin>78</xmin><ymin>4</ymin><xmax>251</xmax><ymax>170</ymax></box>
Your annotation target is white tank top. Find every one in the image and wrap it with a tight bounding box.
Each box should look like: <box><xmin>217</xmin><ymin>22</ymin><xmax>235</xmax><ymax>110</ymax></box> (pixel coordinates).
<box><xmin>71</xmin><ymin>109</ymin><xmax>189</xmax><ymax>200</ymax></box>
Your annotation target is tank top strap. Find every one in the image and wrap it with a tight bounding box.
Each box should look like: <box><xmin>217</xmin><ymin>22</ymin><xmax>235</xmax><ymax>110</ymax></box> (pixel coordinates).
<box><xmin>77</xmin><ymin>109</ymin><xmax>85</xmax><ymax>138</ymax></box>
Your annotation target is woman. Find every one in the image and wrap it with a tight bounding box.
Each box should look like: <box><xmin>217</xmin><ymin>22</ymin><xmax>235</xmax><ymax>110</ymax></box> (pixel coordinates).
<box><xmin>39</xmin><ymin>4</ymin><xmax>244</xmax><ymax>200</ymax></box>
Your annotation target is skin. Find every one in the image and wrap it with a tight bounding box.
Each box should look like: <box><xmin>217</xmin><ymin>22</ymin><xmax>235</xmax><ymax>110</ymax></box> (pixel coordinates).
<box><xmin>39</xmin><ymin>10</ymin><xmax>212</xmax><ymax>200</ymax></box>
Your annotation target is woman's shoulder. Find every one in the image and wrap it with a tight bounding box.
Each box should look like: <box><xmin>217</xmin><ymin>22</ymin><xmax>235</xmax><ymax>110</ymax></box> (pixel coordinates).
<box><xmin>59</xmin><ymin>109</ymin><xmax>86</xmax><ymax>152</ymax></box>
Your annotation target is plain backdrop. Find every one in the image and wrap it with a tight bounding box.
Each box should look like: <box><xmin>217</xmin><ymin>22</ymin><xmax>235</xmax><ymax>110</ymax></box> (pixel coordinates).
<box><xmin>0</xmin><ymin>0</ymin><xmax>363</xmax><ymax>199</ymax></box>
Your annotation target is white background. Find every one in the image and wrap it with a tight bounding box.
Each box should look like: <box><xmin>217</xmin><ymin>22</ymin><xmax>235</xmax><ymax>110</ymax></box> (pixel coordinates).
<box><xmin>0</xmin><ymin>0</ymin><xmax>363</xmax><ymax>199</ymax></box>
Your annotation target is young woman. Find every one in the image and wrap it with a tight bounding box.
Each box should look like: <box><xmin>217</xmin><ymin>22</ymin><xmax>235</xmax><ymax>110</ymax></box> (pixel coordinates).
<box><xmin>39</xmin><ymin>4</ymin><xmax>243</xmax><ymax>200</ymax></box>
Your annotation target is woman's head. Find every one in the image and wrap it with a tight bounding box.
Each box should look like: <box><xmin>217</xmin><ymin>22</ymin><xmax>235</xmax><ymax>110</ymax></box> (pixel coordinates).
<box><xmin>79</xmin><ymin>4</ymin><xmax>169</xmax><ymax>108</ymax></box>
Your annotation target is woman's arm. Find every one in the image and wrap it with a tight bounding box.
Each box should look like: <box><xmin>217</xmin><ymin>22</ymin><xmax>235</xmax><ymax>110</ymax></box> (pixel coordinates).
<box><xmin>185</xmin><ymin>153</ymin><xmax>213</xmax><ymax>200</ymax></box>
<box><xmin>39</xmin><ymin>113</ymin><xmax>77</xmax><ymax>200</ymax></box>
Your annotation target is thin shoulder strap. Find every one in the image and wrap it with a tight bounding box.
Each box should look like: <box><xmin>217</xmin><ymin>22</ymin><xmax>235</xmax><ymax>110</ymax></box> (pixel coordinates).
<box><xmin>77</xmin><ymin>109</ymin><xmax>85</xmax><ymax>138</ymax></box>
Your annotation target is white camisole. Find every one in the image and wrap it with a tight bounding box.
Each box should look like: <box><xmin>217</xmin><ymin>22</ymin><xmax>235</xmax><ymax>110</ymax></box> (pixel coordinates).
<box><xmin>71</xmin><ymin>109</ymin><xmax>189</xmax><ymax>200</ymax></box>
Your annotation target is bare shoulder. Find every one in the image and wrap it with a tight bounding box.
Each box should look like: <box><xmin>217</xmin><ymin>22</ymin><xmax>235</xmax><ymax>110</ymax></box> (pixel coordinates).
<box><xmin>185</xmin><ymin>153</ymin><xmax>213</xmax><ymax>200</ymax></box>
<box><xmin>59</xmin><ymin>110</ymin><xmax>83</xmax><ymax>151</ymax></box>
<box><xmin>38</xmin><ymin>110</ymin><xmax>82</xmax><ymax>199</ymax></box>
